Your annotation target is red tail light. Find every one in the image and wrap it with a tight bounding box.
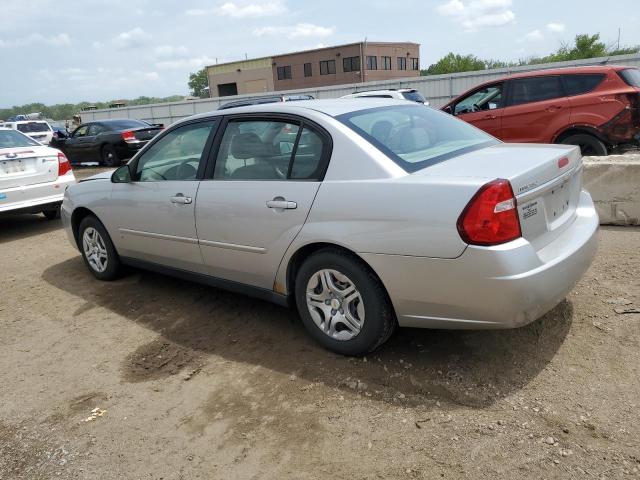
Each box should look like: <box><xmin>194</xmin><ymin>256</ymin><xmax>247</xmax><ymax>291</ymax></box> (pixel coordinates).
<box><xmin>57</xmin><ymin>152</ymin><xmax>71</xmax><ymax>176</ymax></box>
<box><xmin>457</xmin><ymin>179</ymin><xmax>521</xmax><ymax>246</ymax></box>
<box><xmin>121</xmin><ymin>130</ymin><xmax>136</xmax><ymax>142</ymax></box>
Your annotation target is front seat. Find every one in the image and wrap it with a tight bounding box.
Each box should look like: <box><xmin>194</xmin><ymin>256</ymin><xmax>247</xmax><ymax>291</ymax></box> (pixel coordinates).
<box><xmin>228</xmin><ymin>132</ymin><xmax>279</xmax><ymax>180</ymax></box>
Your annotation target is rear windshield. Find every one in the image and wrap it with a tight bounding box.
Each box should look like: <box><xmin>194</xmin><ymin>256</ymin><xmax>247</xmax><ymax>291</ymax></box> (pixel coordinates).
<box><xmin>337</xmin><ymin>105</ymin><xmax>497</xmax><ymax>173</ymax></box>
<box><xmin>401</xmin><ymin>91</ymin><xmax>426</xmax><ymax>103</ymax></box>
<box><xmin>105</xmin><ymin>119</ymin><xmax>150</xmax><ymax>130</ymax></box>
<box><xmin>0</xmin><ymin>129</ymin><xmax>40</xmax><ymax>148</ymax></box>
<box><xmin>16</xmin><ymin>122</ymin><xmax>50</xmax><ymax>133</ymax></box>
<box><xmin>619</xmin><ymin>68</ymin><xmax>640</xmax><ymax>87</ymax></box>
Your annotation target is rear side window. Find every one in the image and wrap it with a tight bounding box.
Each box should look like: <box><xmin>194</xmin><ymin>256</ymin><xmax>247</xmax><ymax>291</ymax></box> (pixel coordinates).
<box><xmin>563</xmin><ymin>74</ymin><xmax>605</xmax><ymax>96</ymax></box>
<box><xmin>16</xmin><ymin>122</ymin><xmax>50</xmax><ymax>133</ymax></box>
<box><xmin>509</xmin><ymin>76</ymin><xmax>563</xmax><ymax>106</ymax></box>
<box><xmin>619</xmin><ymin>68</ymin><xmax>640</xmax><ymax>87</ymax></box>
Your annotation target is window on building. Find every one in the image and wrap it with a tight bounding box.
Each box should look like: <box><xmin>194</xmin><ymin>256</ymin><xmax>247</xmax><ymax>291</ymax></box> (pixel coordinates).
<box><xmin>304</xmin><ymin>62</ymin><xmax>312</xmax><ymax>77</ymax></box>
<box><xmin>320</xmin><ymin>59</ymin><xmax>336</xmax><ymax>75</ymax></box>
<box><xmin>343</xmin><ymin>56</ymin><xmax>361</xmax><ymax>73</ymax></box>
<box><xmin>397</xmin><ymin>57</ymin><xmax>407</xmax><ymax>70</ymax></box>
<box><xmin>381</xmin><ymin>56</ymin><xmax>392</xmax><ymax>70</ymax></box>
<box><xmin>366</xmin><ymin>56</ymin><xmax>377</xmax><ymax>70</ymax></box>
<box><xmin>411</xmin><ymin>58</ymin><xmax>419</xmax><ymax>70</ymax></box>
<box><xmin>277</xmin><ymin>65</ymin><xmax>292</xmax><ymax>80</ymax></box>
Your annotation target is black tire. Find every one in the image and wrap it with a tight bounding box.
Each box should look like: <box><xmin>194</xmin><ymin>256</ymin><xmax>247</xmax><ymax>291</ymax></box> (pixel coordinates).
<box><xmin>294</xmin><ymin>248</ymin><xmax>396</xmax><ymax>356</ymax></box>
<box><xmin>101</xmin><ymin>145</ymin><xmax>120</xmax><ymax>167</ymax></box>
<box><xmin>559</xmin><ymin>134</ymin><xmax>608</xmax><ymax>156</ymax></box>
<box><xmin>42</xmin><ymin>206</ymin><xmax>60</xmax><ymax>220</ymax></box>
<box><xmin>78</xmin><ymin>215</ymin><xmax>122</xmax><ymax>281</ymax></box>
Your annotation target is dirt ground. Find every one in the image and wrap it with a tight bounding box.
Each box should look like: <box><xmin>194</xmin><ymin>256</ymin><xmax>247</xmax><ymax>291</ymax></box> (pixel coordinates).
<box><xmin>0</xmin><ymin>169</ymin><xmax>639</xmax><ymax>479</ymax></box>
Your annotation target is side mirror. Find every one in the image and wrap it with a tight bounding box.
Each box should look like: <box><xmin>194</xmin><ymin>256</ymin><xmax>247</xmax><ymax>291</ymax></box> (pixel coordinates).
<box><xmin>112</xmin><ymin>163</ymin><xmax>133</xmax><ymax>183</ymax></box>
<box><xmin>443</xmin><ymin>105</ymin><xmax>453</xmax><ymax>115</ymax></box>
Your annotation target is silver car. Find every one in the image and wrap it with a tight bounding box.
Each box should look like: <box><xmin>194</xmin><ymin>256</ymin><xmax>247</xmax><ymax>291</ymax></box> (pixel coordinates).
<box><xmin>61</xmin><ymin>99</ymin><xmax>598</xmax><ymax>355</ymax></box>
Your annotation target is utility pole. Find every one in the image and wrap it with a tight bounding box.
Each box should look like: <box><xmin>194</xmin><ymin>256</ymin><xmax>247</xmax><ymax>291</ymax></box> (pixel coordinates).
<box><xmin>617</xmin><ymin>28</ymin><xmax>621</xmax><ymax>51</ymax></box>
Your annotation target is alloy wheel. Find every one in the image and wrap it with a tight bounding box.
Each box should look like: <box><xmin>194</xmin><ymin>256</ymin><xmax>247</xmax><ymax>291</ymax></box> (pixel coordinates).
<box><xmin>305</xmin><ymin>269</ymin><xmax>365</xmax><ymax>341</ymax></box>
<box><xmin>82</xmin><ymin>227</ymin><xmax>108</xmax><ymax>273</ymax></box>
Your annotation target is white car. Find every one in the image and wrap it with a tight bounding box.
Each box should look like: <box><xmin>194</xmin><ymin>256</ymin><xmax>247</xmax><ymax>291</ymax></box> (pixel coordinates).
<box><xmin>3</xmin><ymin>120</ymin><xmax>54</xmax><ymax>145</ymax></box>
<box><xmin>0</xmin><ymin>128</ymin><xmax>75</xmax><ymax>219</ymax></box>
<box><xmin>341</xmin><ymin>88</ymin><xmax>429</xmax><ymax>105</ymax></box>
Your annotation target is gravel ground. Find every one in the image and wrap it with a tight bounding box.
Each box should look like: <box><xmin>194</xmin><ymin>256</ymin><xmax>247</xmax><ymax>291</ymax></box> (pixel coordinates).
<box><xmin>0</xmin><ymin>188</ymin><xmax>639</xmax><ymax>479</ymax></box>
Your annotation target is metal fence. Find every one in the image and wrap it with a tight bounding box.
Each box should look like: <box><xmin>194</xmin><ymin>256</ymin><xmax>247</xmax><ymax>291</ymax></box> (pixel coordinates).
<box><xmin>81</xmin><ymin>53</ymin><xmax>640</xmax><ymax>126</ymax></box>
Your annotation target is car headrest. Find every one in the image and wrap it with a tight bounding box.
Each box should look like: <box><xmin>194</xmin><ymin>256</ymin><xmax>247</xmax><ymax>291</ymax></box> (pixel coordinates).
<box><xmin>230</xmin><ymin>132</ymin><xmax>272</xmax><ymax>159</ymax></box>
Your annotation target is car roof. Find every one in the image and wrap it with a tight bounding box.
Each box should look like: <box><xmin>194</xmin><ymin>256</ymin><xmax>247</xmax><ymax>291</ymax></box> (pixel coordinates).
<box><xmin>491</xmin><ymin>64</ymin><xmax>629</xmax><ymax>83</ymax></box>
<box><xmin>193</xmin><ymin>98</ymin><xmax>411</xmax><ymax>120</ymax></box>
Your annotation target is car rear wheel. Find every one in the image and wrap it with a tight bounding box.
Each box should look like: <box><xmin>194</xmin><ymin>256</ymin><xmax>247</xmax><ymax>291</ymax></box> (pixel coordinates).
<box><xmin>42</xmin><ymin>206</ymin><xmax>60</xmax><ymax>220</ymax></box>
<box><xmin>101</xmin><ymin>145</ymin><xmax>120</xmax><ymax>167</ymax></box>
<box><xmin>295</xmin><ymin>249</ymin><xmax>396</xmax><ymax>356</ymax></box>
<box><xmin>560</xmin><ymin>134</ymin><xmax>608</xmax><ymax>156</ymax></box>
<box><xmin>78</xmin><ymin>215</ymin><xmax>122</xmax><ymax>281</ymax></box>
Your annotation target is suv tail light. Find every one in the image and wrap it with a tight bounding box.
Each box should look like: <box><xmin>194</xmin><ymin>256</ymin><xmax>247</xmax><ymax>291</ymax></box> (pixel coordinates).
<box><xmin>57</xmin><ymin>152</ymin><xmax>71</xmax><ymax>176</ymax></box>
<box><xmin>121</xmin><ymin>130</ymin><xmax>137</xmax><ymax>143</ymax></box>
<box><xmin>457</xmin><ymin>179</ymin><xmax>521</xmax><ymax>246</ymax></box>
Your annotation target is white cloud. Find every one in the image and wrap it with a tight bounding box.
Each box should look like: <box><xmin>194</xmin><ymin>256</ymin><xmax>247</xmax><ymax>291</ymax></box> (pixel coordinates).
<box><xmin>186</xmin><ymin>1</ymin><xmax>287</xmax><ymax>18</ymax></box>
<box><xmin>547</xmin><ymin>22</ymin><xmax>566</xmax><ymax>33</ymax></box>
<box><xmin>154</xmin><ymin>45</ymin><xmax>189</xmax><ymax>58</ymax></box>
<box><xmin>112</xmin><ymin>27</ymin><xmax>151</xmax><ymax>49</ymax></box>
<box><xmin>436</xmin><ymin>0</ymin><xmax>515</xmax><ymax>31</ymax></box>
<box><xmin>253</xmin><ymin>23</ymin><xmax>335</xmax><ymax>39</ymax></box>
<box><xmin>523</xmin><ymin>29</ymin><xmax>544</xmax><ymax>42</ymax></box>
<box><xmin>0</xmin><ymin>32</ymin><xmax>71</xmax><ymax>48</ymax></box>
<box><xmin>155</xmin><ymin>56</ymin><xmax>217</xmax><ymax>70</ymax></box>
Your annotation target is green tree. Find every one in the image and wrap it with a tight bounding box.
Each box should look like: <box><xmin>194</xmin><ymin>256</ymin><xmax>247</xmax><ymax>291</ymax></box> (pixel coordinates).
<box><xmin>188</xmin><ymin>68</ymin><xmax>209</xmax><ymax>98</ymax></box>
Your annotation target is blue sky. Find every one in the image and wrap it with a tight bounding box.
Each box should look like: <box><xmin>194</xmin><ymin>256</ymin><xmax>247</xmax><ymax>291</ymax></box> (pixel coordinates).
<box><xmin>1</xmin><ymin>0</ymin><xmax>638</xmax><ymax>107</ymax></box>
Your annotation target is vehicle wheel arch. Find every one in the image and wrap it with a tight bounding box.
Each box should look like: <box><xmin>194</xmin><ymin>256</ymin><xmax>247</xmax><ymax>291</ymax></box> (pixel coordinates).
<box><xmin>553</xmin><ymin>125</ymin><xmax>609</xmax><ymax>146</ymax></box>
<box><xmin>71</xmin><ymin>207</ymin><xmax>101</xmax><ymax>248</ymax></box>
<box><xmin>285</xmin><ymin>242</ymin><xmax>394</xmax><ymax>312</ymax></box>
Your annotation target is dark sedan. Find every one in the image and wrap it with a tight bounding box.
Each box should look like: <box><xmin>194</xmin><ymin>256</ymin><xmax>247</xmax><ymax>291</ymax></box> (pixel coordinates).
<box><xmin>52</xmin><ymin>119</ymin><xmax>163</xmax><ymax>166</ymax></box>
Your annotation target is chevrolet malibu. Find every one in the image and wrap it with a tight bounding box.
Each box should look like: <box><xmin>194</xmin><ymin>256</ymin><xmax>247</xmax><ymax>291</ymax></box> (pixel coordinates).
<box><xmin>61</xmin><ymin>99</ymin><xmax>598</xmax><ymax>355</ymax></box>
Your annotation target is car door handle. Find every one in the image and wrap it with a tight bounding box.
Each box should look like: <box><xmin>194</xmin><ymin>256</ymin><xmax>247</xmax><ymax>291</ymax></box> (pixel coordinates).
<box><xmin>546</xmin><ymin>105</ymin><xmax>563</xmax><ymax>112</ymax></box>
<box><xmin>170</xmin><ymin>193</ymin><xmax>192</xmax><ymax>205</ymax></box>
<box><xmin>482</xmin><ymin>114</ymin><xmax>497</xmax><ymax>120</ymax></box>
<box><xmin>266</xmin><ymin>198</ymin><xmax>297</xmax><ymax>209</ymax></box>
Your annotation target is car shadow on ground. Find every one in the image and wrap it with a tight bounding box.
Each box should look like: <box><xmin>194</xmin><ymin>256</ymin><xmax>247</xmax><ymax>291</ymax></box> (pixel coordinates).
<box><xmin>42</xmin><ymin>257</ymin><xmax>573</xmax><ymax>409</ymax></box>
<box><xmin>0</xmin><ymin>214</ymin><xmax>61</xmax><ymax>244</ymax></box>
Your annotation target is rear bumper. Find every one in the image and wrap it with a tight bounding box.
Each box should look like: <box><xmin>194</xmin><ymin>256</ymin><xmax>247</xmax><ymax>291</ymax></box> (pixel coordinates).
<box><xmin>362</xmin><ymin>190</ymin><xmax>599</xmax><ymax>330</ymax></box>
<box><xmin>0</xmin><ymin>172</ymin><xmax>75</xmax><ymax>214</ymax></box>
<box><xmin>114</xmin><ymin>141</ymin><xmax>147</xmax><ymax>159</ymax></box>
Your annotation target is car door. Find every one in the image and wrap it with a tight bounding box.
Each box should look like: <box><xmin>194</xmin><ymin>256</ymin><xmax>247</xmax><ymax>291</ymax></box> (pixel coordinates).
<box><xmin>109</xmin><ymin>119</ymin><xmax>219</xmax><ymax>272</ymax></box>
<box><xmin>195</xmin><ymin>116</ymin><xmax>330</xmax><ymax>289</ymax></box>
<box><xmin>84</xmin><ymin>123</ymin><xmax>107</xmax><ymax>162</ymax></box>
<box><xmin>452</xmin><ymin>82</ymin><xmax>505</xmax><ymax>138</ymax></box>
<box><xmin>64</xmin><ymin>124</ymin><xmax>90</xmax><ymax>163</ymax></box>
<box><xmin>500</xmin><ymin>75</ymin><xmax>571</xmax><ymax>143</ymax></box>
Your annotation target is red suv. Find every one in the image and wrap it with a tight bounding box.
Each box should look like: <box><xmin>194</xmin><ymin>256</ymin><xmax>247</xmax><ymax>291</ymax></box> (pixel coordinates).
<box><xmin>442</xmin><ymin>66</ymin><xmax>640</xmax><ymax>155</ymax></box>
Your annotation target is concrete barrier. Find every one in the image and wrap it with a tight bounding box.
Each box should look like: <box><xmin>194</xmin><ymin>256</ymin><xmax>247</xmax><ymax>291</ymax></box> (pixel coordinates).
<box><xmin>583</xmin><ymin>154</ymin><xmax>640</xmax><ymax>226</ymax></box>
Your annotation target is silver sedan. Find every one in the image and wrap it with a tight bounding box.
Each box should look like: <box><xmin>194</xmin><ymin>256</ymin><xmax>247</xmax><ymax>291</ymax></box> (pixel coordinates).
<box><xmin>61</xmin><ymin>99</ymin><xmax>598</xmax><ymax>355</ymax></box>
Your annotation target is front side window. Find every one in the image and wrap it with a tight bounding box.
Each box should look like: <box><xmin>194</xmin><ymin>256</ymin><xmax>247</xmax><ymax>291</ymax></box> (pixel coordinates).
<box><xmin>509</xmin><ymin>76</ymin><xmax>563</xmax><ymax>106</ymax></box>
<box><xmin>134</xmin><ymin>121</ymin><xmax>215</xmax><ymax>182</ymax></box>
<box><xmin>277</xmin><ymin>65</ymin><xmax>292</xmax><ymax>80</ymax></box>
<box><xmin>397</xmin><ymin>57</ymin><xmax>407</xmax><ymax>70</ymax></box>
<box><xmin>343</xmin><ymin>56</ymin><xmax>360</xmax><ymax>73</ymax></box>
<box><xmin>320</xmin><ymin>60</ymin><xmax>336</xmax><ymax>75</ymax></box>
<box><xmin>338</xmin><ymin>105</ymin><xmax>497</xmax><ymax>173</ymax></box>
<box><xmin>382</xmin><ymin>56</ymin><xmax>392</xmax><ymax>70</ymax></box>
<box><xmin>304</xmin><ymin>62</ymin><xmax>312</xmax><ymax>77</ymax></box>
<box><xmin>213</xmin><ymin>119</ymin><xmax>326</xmax><ymax>181</ymax></box>
<box><xmin>73</xmin><ymin>125</ymin><xmax>89</xmax><ymax>137</ymax></box>
<box><xmin>366</xmin><ymin>56</ymin><xmax>377</xmax><ymax>70</ymax></box>
<box><xmin>454</xmin><ymin>84</ymin><xmax>503</xmax><ymax>115</ymax></box>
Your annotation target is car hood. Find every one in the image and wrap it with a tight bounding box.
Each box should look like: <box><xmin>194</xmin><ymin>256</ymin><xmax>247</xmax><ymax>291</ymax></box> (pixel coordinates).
<box><xmin>79</xmin><ymin>170</ymin><xmax>115</xmax><ymax>182</ymax></box>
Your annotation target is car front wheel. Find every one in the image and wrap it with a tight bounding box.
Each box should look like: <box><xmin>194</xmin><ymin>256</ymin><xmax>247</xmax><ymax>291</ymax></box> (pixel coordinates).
<box><xmin>78</xmin><ymin>215</ymin><xmax>122</xmax><ymax>280</ymax></box>
<box><xmin>295</xmin><ymin>249</ymin><xmax>396</xmax><ymax>356</ymax></box>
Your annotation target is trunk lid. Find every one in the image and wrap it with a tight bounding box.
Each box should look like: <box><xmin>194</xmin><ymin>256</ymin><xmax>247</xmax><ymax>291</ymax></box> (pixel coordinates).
<box><xmin>414</xmin><ymin>143</ymin><xmax>583</xmax><ymax>250</ymax></box>
<box><xmin>0</xmin><ymin>146</ymin><xmax>59</xmax><ymax>190</ymax></box>
<box><xmin>131</xmin><ymin>127</ymin><xmax>162</xmax><ymax>142</ymax></box>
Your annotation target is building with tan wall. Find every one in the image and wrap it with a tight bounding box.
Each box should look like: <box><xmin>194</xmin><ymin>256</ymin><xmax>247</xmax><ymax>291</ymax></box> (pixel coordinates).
<box><xmin>206</xmin><ymin>41</ymin><xmax>420</xmax><ymax>98</ymax></box>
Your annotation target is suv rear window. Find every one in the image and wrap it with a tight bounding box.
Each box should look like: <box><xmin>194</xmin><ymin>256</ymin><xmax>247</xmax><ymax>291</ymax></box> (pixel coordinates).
<box><xmin>509</xmin><ymin>76</ymin><xmax>563</xmax><ymax>106</ymax></box>
<box><xmin>401</xmin><ymin>91</ymin><xmax>426</xmax><ymax>103</ymax></box>
<box><xmin>16</xmin><ymin>122</ymin><xmax>50</xmax><ymax>133</ymax></box>
<box><xmin>337</xmin><ymin>105</ymin><xmax>497</xmax><ymax>173</ymax></box>
<box><xmin>563</xmin><ymin>74</ymin><xmax>605</xmax><ymax>96</ymax></box>
<box><xmin>619</xmin><ymin>69</ymin><xmax>640</xmax><ymax>87</ymax></box>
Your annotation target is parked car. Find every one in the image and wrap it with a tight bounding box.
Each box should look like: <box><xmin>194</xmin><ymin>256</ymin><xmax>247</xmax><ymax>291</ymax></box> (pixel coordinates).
<box><xmin>0</xmin><ymin>127</ymin><xmax>75</xmax><ymax>219</ymax></box>
<box><xmin>51</xmin><ymin>119</ymin><xmax>163</xmax><ymax>166</ymax></box>
<box><xmin>341</xmin><ymin>88</ymin><xmax>429</xmax><ymax>105</ymax></box>
<box><xmin>442</xmin><ymin>65</ymin><xmax>640</xmax><ymax>155</ymax></box>
<box><xmin>61</xmin><ymin>99</ymin><xmax>598</xmax><ymax>356</ymax></box>
<box><xmin>2</xmin><ymin>120</ymin><xmax>54</xmax><ymax>145</ymax></box>
<box><xmin>218</xmin><ymin>94</ymin><xmax>315</xmax><ymax>110</ymax></box>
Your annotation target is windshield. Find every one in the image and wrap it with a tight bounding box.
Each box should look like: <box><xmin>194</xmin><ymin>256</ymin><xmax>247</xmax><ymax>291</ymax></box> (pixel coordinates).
<box><xmin>401</xmin><ymin>91</ymin><xmax>426</xmax><ymax>103</ymax></box>
<box><xmin>106</xmin><ymin>119</ymin><xmax>150</xmax><ymax>130</ymax></box>
<box><xmin>619</xmin><ymin>68</ymin><xmax>640</xmax><ymax>87</ymax></box>
<box><xmin>16</xmin><ymin>122</ymin><xmax>50</xmax><ymax>133</ymax></box>
<box><xmin>0</xmin><ymin>129</ymin><xmax>40</xmax><ymax>148</ymax></box>
<box><xmin>337</xmin><ymin>105</ymin><xmax>498</xmax><ymax>173</ymax></box>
